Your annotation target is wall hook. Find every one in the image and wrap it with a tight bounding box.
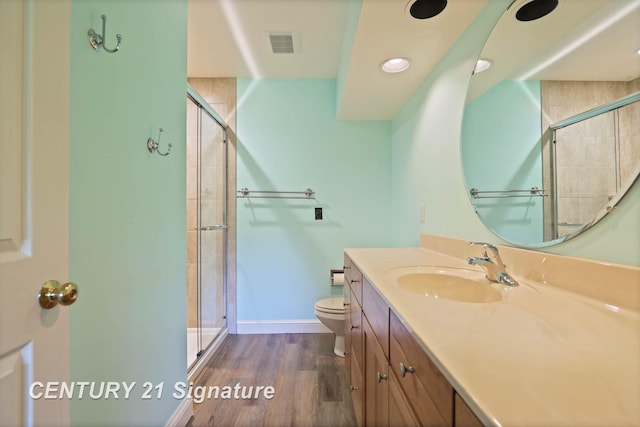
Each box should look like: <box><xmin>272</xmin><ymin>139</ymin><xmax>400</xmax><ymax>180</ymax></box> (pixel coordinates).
<box><xmin>147</xmin><ymin>128</ymin><xmax>172</xmax><ymax>157</ymax></box>
<box><xmin>88</xmin><ymin>15</ymin><xmax>122</xmax><ymax>53</ymax></box>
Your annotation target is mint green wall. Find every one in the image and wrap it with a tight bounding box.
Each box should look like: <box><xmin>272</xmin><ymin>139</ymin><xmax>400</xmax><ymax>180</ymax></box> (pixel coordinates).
<box><xmin>236</xmin><ymin>79</ymin><xmax>391</xmax><ymax>321</ymax></box>
<box><xmin>390</xmin><ymin>1</ymin><xmax>505</xmax><ymax>248</ymax></box>
<box><xmin>391</xmin><ymin>0</ymin><xmax>640</xmax><ymax>266</ymax></box>
<box><xmin>69</xmin><ymin>1</ymin><xmax>188</xmax><ymax>425</ymax></box>
<box><xmin>461</xmin><ymin>79</ymin><xmax>543</xmax><ymax>243</ymax></box>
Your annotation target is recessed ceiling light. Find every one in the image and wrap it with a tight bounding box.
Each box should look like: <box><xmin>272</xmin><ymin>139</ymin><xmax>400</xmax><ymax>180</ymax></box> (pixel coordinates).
<box><xmin>380</xmin><ymin>57</ymin><xmax>411</xmax><ymax>74</ymax></box>
<box><xmin>473</xmin><ymin>58</ymin><xmax>493</xmax><ymax>74</ymax></box>
<box><xmin>405</xmin><ymin>0</ymin><xmax>447</xmax><ymax>20</ymax></box>
<box><xmin>513</xmin><ymin>0</ymin><xmax>559</xmax><ymax>22</ymax></box>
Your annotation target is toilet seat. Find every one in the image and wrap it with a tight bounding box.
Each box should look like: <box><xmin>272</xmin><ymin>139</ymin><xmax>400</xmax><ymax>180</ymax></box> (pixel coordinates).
<box><xmin>314</xmin><ymin>297</ymin><xmax>345</xmax><ymax>314</ymax></box>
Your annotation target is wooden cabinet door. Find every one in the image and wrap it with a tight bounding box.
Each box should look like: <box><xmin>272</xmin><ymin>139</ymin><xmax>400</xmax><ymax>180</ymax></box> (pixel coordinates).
<box><xmin>390</xmin><ymin>311</ymin><xmax>452</xmax><ymax>426</ymax></box>
<box><xmin>454</xmin><ymin>393</ymin><xmax>483</xmax><ymax>427</ymax></box>
<box><xmin>344</xmin><ymin>286</ymin><xmax>352</xmax><ymax>364</ymax></box>
<box><xmin>389</xmin><ymin>371</ymin><xmax>420</xmax><ymax>427</ymax></box>
<box><xmin>350</xmin><ymin>292</ymin><xmax>363</xmax><ymax>364</ymax></box>
<box><xmin>351</xmin><ymin>349</ymin><xmax>365</xmax><ymax>427</ymax></box>
<box><xmin>364</xmin><ymin>318</ymin><xmax>389</xmax><ymax>427</ymax></box>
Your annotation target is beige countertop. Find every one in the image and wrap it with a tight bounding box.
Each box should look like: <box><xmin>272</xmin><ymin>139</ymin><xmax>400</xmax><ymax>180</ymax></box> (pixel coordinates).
<box><xmin>345</xmin><ymin>245</ymin><xmax>640</xmax><ymax>427</ymax></box>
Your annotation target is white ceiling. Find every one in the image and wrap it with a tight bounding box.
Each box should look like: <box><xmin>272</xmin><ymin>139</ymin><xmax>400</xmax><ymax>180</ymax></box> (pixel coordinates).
<box><xmin>187</xmin><ymin>0</ymin><xmax>349</xmax><ymax>79</ymax></box>
<box><xmin>187</xmin><ymin>0</ymin><xmax>486</xmax><ymax>120</ymax></box>
<box><xmin>467</xmin><ymin>0</ymin><xmax>640</xmax><ymax>102</ymax></box>
<box><xmin>334</xmin><ymin>0</ymin><xmax>485</xmax><ymax>119</ymax></box>
<box><xmin>188</xmin><ymin>0</ymin><xmax>640</xmax><ymax>120</ymax></box>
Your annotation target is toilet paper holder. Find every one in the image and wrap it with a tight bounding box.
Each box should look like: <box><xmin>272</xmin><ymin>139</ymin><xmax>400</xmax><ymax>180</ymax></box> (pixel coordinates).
<box><xmin>330</xmin><ymin>269</ymin><xmax>345</xmax><ymax>286</ymax></box>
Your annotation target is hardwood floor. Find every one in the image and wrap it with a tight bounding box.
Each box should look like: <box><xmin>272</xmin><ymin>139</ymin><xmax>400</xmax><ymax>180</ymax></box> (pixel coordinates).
<box><xmin>186</xmin><ymin>333</ymin><xmax>357</xmax><ymax>427</ymax></box>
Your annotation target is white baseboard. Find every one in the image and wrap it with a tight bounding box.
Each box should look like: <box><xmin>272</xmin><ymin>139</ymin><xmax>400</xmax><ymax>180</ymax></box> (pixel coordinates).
<box><xmin>237</xmin><ymin>319</ymin><xmax>332</xmax><ymax>334</ymax></box>
<box><xmin>165</xmin><ymin>397</ymin><xmax>193</xmax><ymax>427</ymax></box>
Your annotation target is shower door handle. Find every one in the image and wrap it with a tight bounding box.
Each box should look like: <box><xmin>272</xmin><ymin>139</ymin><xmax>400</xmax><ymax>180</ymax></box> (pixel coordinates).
<box><xmin>200</xmin><ymin>225</ymin><xmax>228</xmax><ymax>231</ymax></box>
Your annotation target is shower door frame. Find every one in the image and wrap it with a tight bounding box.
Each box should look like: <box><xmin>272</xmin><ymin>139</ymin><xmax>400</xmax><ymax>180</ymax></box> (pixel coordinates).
<box><xmin>187</xmin><ymin>85</ymin><xmax>230</xmax><ymax>369</ymax></box>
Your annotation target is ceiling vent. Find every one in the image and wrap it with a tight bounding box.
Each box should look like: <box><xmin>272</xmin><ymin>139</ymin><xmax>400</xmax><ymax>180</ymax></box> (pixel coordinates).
<box><xmin>268</xmin><ymin>32</ymin><xmax>301</xmax><ymax>54</ymax></box>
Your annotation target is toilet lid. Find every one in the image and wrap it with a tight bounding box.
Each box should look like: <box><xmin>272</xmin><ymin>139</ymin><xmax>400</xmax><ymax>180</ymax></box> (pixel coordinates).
<box><xmin>315</xmin><ymin>297</ymin><xmax>345</xmax><ymax>314</ymax></box>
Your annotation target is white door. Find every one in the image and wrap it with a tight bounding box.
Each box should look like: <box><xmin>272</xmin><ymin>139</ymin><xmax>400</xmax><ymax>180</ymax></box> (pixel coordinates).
<box><xmin>0</xmin><ymin>0</ymin><xmax>72</xmax><ymax>425</ymax></box>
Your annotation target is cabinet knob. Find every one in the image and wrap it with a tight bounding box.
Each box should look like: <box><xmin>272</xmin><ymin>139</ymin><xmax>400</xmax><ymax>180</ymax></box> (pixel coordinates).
<box><xmin>350</xmin><ymin>385</ymin><xmax>358</xmax><ymax>392</ymax></box>
<box><xmin>351</xmin><ymin>325</ymin><xmax>359</xmax><ymax>330</ymax></box>
<box><xmin>344</xmin><ymin>351</ymin><xmax>349</xmax><ymax>356</ymax></box>
<box><xmin>350</xmin><ymin>279</ymin><xmax>359</xmax><ymax>284</ymax></box>
<box><xmin>399</xmin><ymin>362</ymin><xmax>415</xmax><ymax>377</ymax></box>
<box><xmin>343</xmin><ymin>302</ymin><xmax>350</xmax><ymax>307</ymax></box>
<box><xmin>376</xmin><ymin>372</ymin><xmax>388</xmax><ymax>383</ymax></box>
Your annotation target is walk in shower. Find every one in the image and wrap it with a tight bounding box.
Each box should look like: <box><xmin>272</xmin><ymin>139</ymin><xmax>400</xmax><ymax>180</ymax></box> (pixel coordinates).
<box><xmin>186</xmin><ymin>86</ymin><xmax>228</xmax><ymax>370</ymax></box>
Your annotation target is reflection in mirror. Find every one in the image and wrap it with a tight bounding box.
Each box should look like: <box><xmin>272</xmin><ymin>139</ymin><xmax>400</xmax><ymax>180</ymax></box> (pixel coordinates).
<box><xmin>547</xmin><ymin>90</ymin><xmax>639</xmax><ymax>240</ymax></box>
<box><xmin>461</xmin><ymin>0</ymin><xmax>640</xmax><ymax>247</ymax></box>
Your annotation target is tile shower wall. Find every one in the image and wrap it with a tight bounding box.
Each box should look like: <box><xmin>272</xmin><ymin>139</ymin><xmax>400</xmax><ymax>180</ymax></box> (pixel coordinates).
<box><xmin>618</xmin><ymin>80</ymin><xmax>640</xmax><ymax>187</ymax></box>
<box><xmin>187</xmin><ymin>78</ymin><xmax>237</xmax><ymax>332</ymax></box>
<box><xmin>541</xmin><ymin>79</ymin><xmax>640</xmax><ymax>238</ymax></box>
<box><xmin>186</xmin><ymin>99</ymin><xmax>197</xmax><ymax>329</ymax></box>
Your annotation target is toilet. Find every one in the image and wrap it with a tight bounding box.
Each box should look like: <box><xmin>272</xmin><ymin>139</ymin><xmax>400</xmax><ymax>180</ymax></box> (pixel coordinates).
<box><xmin>314</xmin><ymin>297</ymin><xmax>346</xmax><ymax>357</ymax></box>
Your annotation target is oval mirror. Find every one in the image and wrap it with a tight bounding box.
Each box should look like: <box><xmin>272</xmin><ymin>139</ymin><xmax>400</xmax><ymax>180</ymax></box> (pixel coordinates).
<box><xmin>461</xmin><ymin>0</ymin><xmax>640</xmax><ymax>247</ymax></box>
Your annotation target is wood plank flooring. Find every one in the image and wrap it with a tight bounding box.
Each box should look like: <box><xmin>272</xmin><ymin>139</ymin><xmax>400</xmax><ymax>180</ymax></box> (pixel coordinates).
<box><xmin>186</xmin><ymin>333</ymin><xmax>356</xmax><ymax>427</ymax></box>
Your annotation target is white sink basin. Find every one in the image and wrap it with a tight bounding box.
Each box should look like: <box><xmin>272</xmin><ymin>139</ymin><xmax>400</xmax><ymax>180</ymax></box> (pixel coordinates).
<box><xmin>385</xmin><ymin>266</ymin><xmax>503</xmax><ymax>303</ymax></box>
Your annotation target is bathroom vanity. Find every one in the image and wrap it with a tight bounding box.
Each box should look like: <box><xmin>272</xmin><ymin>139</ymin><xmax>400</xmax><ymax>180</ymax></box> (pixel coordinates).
<box><xmin>343</xmin><ymin>234</ymin><xmax>640</xmax><ymax>426</ymax></box>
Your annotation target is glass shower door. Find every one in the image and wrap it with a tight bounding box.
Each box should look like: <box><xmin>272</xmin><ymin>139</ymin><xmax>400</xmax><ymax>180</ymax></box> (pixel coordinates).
<box><xmin>186</xmin><ymin>92</ymin><xmax>227</xmax><ymax>369</ymax></box>
<box><xmin>197</xmin><ymin>105</ymin><xmax>227</xmax><ymax>356</ymax></box>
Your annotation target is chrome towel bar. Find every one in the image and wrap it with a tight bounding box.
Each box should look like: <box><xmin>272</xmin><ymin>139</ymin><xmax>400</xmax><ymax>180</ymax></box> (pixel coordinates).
<box><xmin>237</xmin><ymin>187</ymin><xmax>315</xmax><ymax>199</ymax></box>
<box><xmin>470</xmin><ymin>186</ymin><xmax>547</xmax><ymax>199</ymax></box>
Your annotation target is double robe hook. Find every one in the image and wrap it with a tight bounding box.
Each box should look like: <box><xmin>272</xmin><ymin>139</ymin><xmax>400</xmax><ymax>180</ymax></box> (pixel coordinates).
<box><xmin>147</xmin><ymin>128</ymin><xmax>172</xmax><ymax>157</ymax></box>
<box><xmin>88</xmin><ymin>15</ymin><xmax>122</xmax><ymax>53</ymax></box>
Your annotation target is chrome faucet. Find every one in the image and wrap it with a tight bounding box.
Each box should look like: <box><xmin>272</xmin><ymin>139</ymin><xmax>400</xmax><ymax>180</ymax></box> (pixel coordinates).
<box><xmin>467</xmin><ymin>242</ymin><xmax>518</xmax><ymax>286</ymax></box>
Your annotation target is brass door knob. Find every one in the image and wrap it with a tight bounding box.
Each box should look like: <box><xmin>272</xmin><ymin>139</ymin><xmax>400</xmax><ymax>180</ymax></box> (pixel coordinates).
<box><xmin>39</xmin><ymin>280</ymin><xmax>79</xmax><ymax>309</ymax></box>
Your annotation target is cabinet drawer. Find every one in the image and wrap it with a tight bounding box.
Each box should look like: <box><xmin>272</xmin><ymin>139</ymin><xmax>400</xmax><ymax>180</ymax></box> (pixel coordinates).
<box><xmin>344</xmin><ymin>278</ymin><xmax>351</xmax><ymax>308</ymax></box>
<box><xmin>350</xmin><ymin>293</ymin><xmax>363</xmax><ymax>365</ymax></box>
<box><xmin>362</xmin><ymin>277</ymin><xmax>389</xmax><ymax>359</ymax></box>
<box><xmin>390</xmin><ymin>311</ymin><xmax>452</xmax><ymax>426</ymax></box>
<box><xmin>344</xmin><ymin>255</ymin><xmax>363</xmax><ymax>305</ymax></box>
